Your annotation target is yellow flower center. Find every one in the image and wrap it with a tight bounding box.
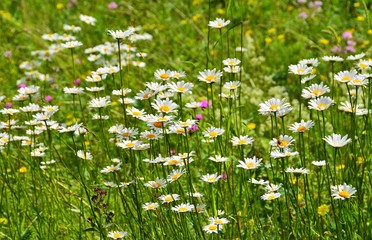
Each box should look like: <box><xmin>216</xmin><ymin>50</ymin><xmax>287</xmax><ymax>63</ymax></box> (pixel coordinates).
<box><xmin>317</xmin><ymin>103</ymin><xmax>327</xmax><ymax>109</ymax></box>
<box><xmin>278</xmin><ymin>140</ymin><xmax>288</xmax><ymax>147</ymax></box>
<box><xmin>132</xmin><ymin>111</ymin><xmax>142</xmax><ymax>116</ymax></box>
<box><xmin>147</xmin><ymin>205</ymin><xmax>155</xmax><ymax>210</ymax></box>
<box><xmin>125</xmin><ymin>142</ymin><xmax>135</xmax><ymax>148</ymax></box>
<box><xmin>312</xmin><ymin>89</ymin><xmax>321</xmax><ymax>96</ymax></box>
<box><xmin>159</xmin><ymin>105</ymin><xmax>170</xmax><ymax>112</ymax></box>
<box><xmin>176</xmin><ymin>128</ymin><xmax>185</xmax><ymax>133</ymax></box>
<box><xmin>113</xmin><ymin>233</ymin><xmax>122</xmax><ymax>238</ymax></box>
<box><xmin>153</xmin><ymin>122</ymin><xmax>162</xmax><ymax>128</ymax></box>
<box><xmin>160</xmin><ymin>73</ymin><xmax>169</xmax><ymax>79</ymax></box>
<box><xmin>246</xmin><ymin>162</ymin><xmax>255</xmax><ymax>168</ymax></box>
<box><xmin>269</xmin><ymin>104</ymin><xmax>278</xmax><ymax>111</ymax></box>
<box><xmin>168</xmin><ymin>159</ymin><xmax>179</xmax><ymax>165</ymax></box>
<box><xmin>164</xmin><ymin>196</ymin><xmax>173</xmax><ymax>202</ymax></box>
<box><xmin>338</xmin><ymin>190</ymin><xmax>350</xmax><ymax>198</ymax></box>
<box><xmin>209</xmin><ymin>131</ymin><xmax>218</xmax><ymax>137</ymax></box>
<box><xmin>297</xmin><ymin>69</ymin><xmax>305</xmax><ymax>74</ymax></box>
<box><xmin>297</xmin><ymin>126</ymin><xmax>307</xmax><ymax>131</ymax></box>
<box><xmin>177</xmin><ymin>87</ymin><xmax>185</xmax><ymax>92</ymax></box>
<box><xmin>267</xmin><ymin>195</ymin><xmax>276</xmax><ymax>200</ymax></box>
<box><xmin>237</xmin><ymin>139</ymin><xmax>247</xmax><ymax>145</ymax></box>
<box><xmin>205</xmin><ymin>75</ymin><xmax>216</xmax><ymax>82</ymax></box>
<box><xmin>171</xmin><ymin>173</ymin><xmax>181</xmax><ymax>180</ymax></box>
<box><xmin>209</xmin><ymin>225</ymin><xmax>217</xmax><ymax>230</ymax></box>
<box><xmin>359</xmin><ymin>63</ymin><xmax>367</xmax><ymax>69</ymax></box>
<box><xmin>217</xmin><ymin>22</ymin><xmax>223</xmax><ymax>27</ymax></box>
<box><xmin>143</xmin><ymin>93</ymin><xmax>151</xmax><ymax>99</ymax></box>
<box><xmin>146</xmin><ymin>133</ymin><xmax>156</xmax><ymax>139</ymax></box>
<box><xmin>178</xmin><ymin>207</ymin><xmax>188</xmax><ymax>212</ymax></box>
<box><xmin>207</xmin><ymin>177</ymin><xmax>216</xmax><ymax>182</ymax></box>
<box><xmin>122</xmin><ymin>132</ymin><xmax>129</xmax><ymax>137</ymax></box>
<box><xmin>341</xmin><ymin>76</ymin><xmax>350</xmax><ymax>81</ymax></box>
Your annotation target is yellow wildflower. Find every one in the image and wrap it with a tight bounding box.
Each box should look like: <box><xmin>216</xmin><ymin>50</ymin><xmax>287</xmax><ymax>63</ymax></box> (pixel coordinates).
<box><xmin>0</xmin><ymin>218</ymin><xmax>8</xmax><ymax>224</ymax></box>
<box><xmin>19</xmin><ymin>166</ymin><xmax>27</xmax><ymax>173</ymax></box>
<box><xmin>357</xmin><ymin>16</ymin><xmax>364</xmax><ymax>21</ymax></box>
<box><xmin>353</xmin><ymin>2</ymin><xmax>360</xmax><ymax>7</ymax></box>
<box><xmin>56</xmin><ymin>3</ymin><xmax>64</xmax><ymax>9</ymax></box>
<box><xmin>317</xmin><ymin>204</ymin><xmax>330</xmax><ymax>216</ymax></box>
<box><xmin>217</xmin><ymin>9</ymin><xmax>225</xmax><ymax>15</ymax></box>
<box><xmin>248</xmin><ymin>122</ymin><xmax>256</xmax><ymax>130</ymax></box>
<box><xmin>319</xmin><ymin>39</ymin><xmax>329</xmax><ymax>45</ymax></box>
<box><xmin>265</xmin><ymin>37</ymin><xmax>273</xmax><ymax>43</ymax></box>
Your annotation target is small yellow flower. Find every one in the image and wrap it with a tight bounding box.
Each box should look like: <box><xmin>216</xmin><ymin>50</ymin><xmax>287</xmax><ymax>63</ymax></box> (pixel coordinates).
<box><xmin>320</xmin><ymin>75</ymin><xmax>327</xmax><ymax>81</ymax></box>
<box><xmin>217</xmin><ymin>9</ymin><xmax>225</xmax><ymax>15</ymax></box>
<box><xmin>248</xmin><ymin>218</ymin><xmax>254</xmax><ymax>226</ymax></box>
<box><xmin>311</xmin><ymin>68</ymin><xmax>317</xmax><ymax>74</ymax></box>
<box><xmin>319</xmin><ymin>39</ymin><xmax>329</xmax><ymax>45</ymax></box>
<box><xmin>354</xmin><ymin>2</ymin><xmax>360</xmax><ymax>7</ymax></box>
<box><xmin>291</xmin><ymin>178</ymin><xmax>297</xmax><ymax>185</ymax></box>
<box><xmin>265</xmin><ymin>37</ymin><xmax>273</xmax><ymax>43</ymax></box>
<box><xmin>208</xmin><ymin>87</ymin><xmax>211</xmax><ymax>93</ymax></box>
<box><xmin>337</xmin><ymin>164</ymin><xmax>345</xmax><ymax>169</ymax></box>
<box><xmin>357</xmin><ymin>16</ymin><xmax>364</xmax><ymax>21</ymax></box>
<box><xmin>368</xmin><ymin>29</ymin><xmax>372</xmax><ymax>35</ymax></box>
<box><xmin>7</xmin><ymin>168</ymin><xmax>11</xmax><ymax>173</ymax></box>
<box><xmin>192</xmin><ymin>13</ymin><xmax>202</xmax><ymax>22</ymax></box>
<box><xmin>287</xmin><ymin>5</ymin><xmax>294</xmax><ymax>11</ymax></box>
<box><xmin>19</xmin><ymin>166</ymin><xmax>27</xmax><ymax>173</ymax></box>
<box><xmin>181</xmin><ymin>19</ymin><xmax>187</xmax><ymax>25</ymax></box>
<box><xmin>3</xmin><ymin>12</ymin><xmax>12</xmax><ymax>20</ymax></box>
<box><xmin>277</xmin><ymin>34</ymin><xmax>285</xmax><ymax>41</ymax></box>
<box><xmin>0</xmin><ymin>218</ymin><xmax>8</xmax><ymax>225</ymax></box>
<box><xmin>245</xmin><ymin>29</ymin><xmax>253</xmax><ymax>36</ymax></box>
<box><xmin>361</xmin><ymin>40</ymin><xmax>369</xmax><ymax>47</ymax></box>
<box><xmin>192</xmin><ymin>0</ymin><xmax>202</xmax><ymax>5</ymax></box>
<box><xmin>317</xmin><ymin>204</ymin><xmax>330</xmax><ymax>216</ymax></box>
<box><xmin>247</xmin><ymin>122</ymin><xmax>256</xmax><ymax>130</ymax></box>
<box><xmin>268</xmin><ymin>28</ymin><xmax>276</xmax><ymax>34</ymax></box>
<box><xmin>85</xmin><ymin>141</ymin><xmax>90</xmax><ymax>146</ymax></box>
<box><xmin>111</xmin><ymin>101</ymin><xmax>118</xmax><ymax>106</ymax></box>
<box><xmin>56</xmin><ymin>3</ymin><xmax>64</xmax><ymax>9</ymax></box>
<box><xmin>237</xmin><ymin>211</ymin><xmax>242</xmax><ymax>216</ymax></box>
<box><xmin>357</xmin><ymin>157</ymin><xmax>364</xmax><ymax>164</ymax></box>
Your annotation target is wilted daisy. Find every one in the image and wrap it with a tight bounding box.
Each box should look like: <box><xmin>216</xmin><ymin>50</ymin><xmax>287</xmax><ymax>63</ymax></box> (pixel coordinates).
<box><xmin>289</xmin><ymin>120</ymin><xmax>314</xmax><ymax>133</ymax></box>
<box><xmin>308</xmin><ymin>96</ymin><xmax>334</xmax><ymax>111</ymax></box>
<box><xmin>151</xmin><ymin>98</ymin><xmax>178</xmax><ymax>114</ymax></box>
<box><xmin>89</xmin><ymin>96</ymin><xmax>111</xmax><ymax>108</ymax></box>
<box><xmin>288</xmin><ymin>63</ymin><xmax>313</xmax><ymax>75</ymax></box>
<box><xmin>154</xmin><ymin>69</ymin><xmax>172</xmax><ymax>81</ymax></box>
<box><xmin>171</xmin><ymin>203</ymin><xmax>194</xmax><ymax>213</ymax></box>
<box><xmin>144</xmin><ymin>178</ymin><xmax>167</xmax><ymax>189</ymax></box>
<box><xmin>142</xmin><ymin>202</ymin><xmax>159</xmax><ymax>211</ymax></box>
<box><xmin>208</xmin><ymin>18</ymin><xmax>230</xmax><ymax>28</ymax></box>
<box><xmin>237</xmin><ymin>156</ymin><xmax>263</xmax><ymax>170</ymax></box>
<box><xmin>107</xmin><ymin>231</ymin><xmax>127</xmax><ymax>239</ymax></box>
<box><xmin>231</xmin><ymin>135</ymin><xmax>254</xmax><ymax>146</ymax></box>
<box><xmin>258</xmin><ymin>98</ymin><xmax>291</xmax><ymax>115</ymax></box>
<box><xmin>302</xmin><ymin>82</ymin><xmax>330</xmax><ymax>99</ymax></box>
<box><xmin>201</xmin><ymin>173</ymin><xmax>221</xmax><ymax>183</ymax></box>
<box><xmin>286</xmin><ymin>167</ymin><xmax>309</xmax><ymax>175</ymax></box>
<box><xmin>198</xmin><ymin>69</ymin><xmax>223</xmax><ymax>84</ymax></box>
<box><xmin>322</xmin><ymin>56</ymin><xmax>344</xmax><ymax>62</ymax></box>
<box><xmin>108</xmin><ymin>29</ymin><xmax>134</xmax><ymax>39</ymax></box>
<box><xmin>331</xmin><ymin>183</ymin><xmax>356</xmax><ymax>200</ymax></box>
<box><xmin>159</xmin><ymin>194</ymin><xmax>180</xmax><ymax>204</ymax></box>
<box><xmin>203</xmin><ymin>223</ymin><xmax>223</xmax><ymax>234</ymax></box>
<box><xmin>203</xmin><ymin>127</ymin><xmax>224</xmax><ymax>138</ymax></box>
<box><xmin>209</xmin><ymin>155</ymin><xmax>228</xmax><ymax>163</ymax></box>
<box><xmin>334</xmin><ymin>70</ymin><xmax>358</xmax><ymax>83</ymax></box>
<box><xmin>61</xmin><ymin>41</ymin><xmax>83</xmax><ymax>49</ymax></box>
<box><xmin>100</xmin><ymin>163</ymin><xmax>121</xmax><ymax>173</ymax></box>
<box><xmin>269</xmin><ymin>135</ymin><xmax>295</xmax><ymax>148</ymax></box>
<box><xmin>261</xmin><ymin>192</ymin><xmax>281</xmax><ymax>201</ymax></box>
<box><xmin>323</xmin><ymin>133</ymin><xmax>351</xmax><ymax>148</ymax></box>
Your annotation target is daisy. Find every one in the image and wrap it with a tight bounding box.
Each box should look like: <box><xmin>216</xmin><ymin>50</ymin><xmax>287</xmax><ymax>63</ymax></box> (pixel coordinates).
<box><xmin>223</xmin><ymin>65</ymin><xmax>240</xmax><ymax>73</ymax></box>
<box><xmin>223</xmin><ymin>58</ymin><xmax>241</xmax><ymax>66</ymax></box>
<box><xmin>209</xmin><ymin>217</ymin><xmax>230</xmax><ymax>225</ymax></box>
<box><xmin>258</xmin><ymin>98</ymin><xmax>291</xmax><ymax>115</ymax></box>
<box><xmin>151</xmin><ymin>98</ymin><xmax>178</xmax><ymax>114</ymax></box>
<box><xmin>348</xmin><ymin>75</ymin><xmax>368</xmax><ymax>86</ymax></box>
<box><xmin>77</xmin><ymin>150</ymin><xmax>93</xmax><ymax>160</ymax></box>
<box><xmin>170</xmin><ymin>70</ymin><xmax>186</xmax><ymax>79</ymax></box>
<box><xmin>171</xmin><ymin>203</ymin><xmax>194</xmax><ymax>213</ymax></box>
<box><xmin>126</xmin><ymin>107</ymin><xmax>146</xmax><ymax>119</ymax></box>
<box><xmin>135</xmin><ymin>88</ymin><xmax>154</xmax><ymax>100</ymax></box>
<box><xmin>144</xmin><ymin>178</ymin><xmax>167</xmax><ymax>189</ymax></box>
<box><xmin>107</xmin><ymin>231</ymin><xmax>127</xmax><ymax>239</ymax></box>
<box><xmin>323</xmin><ymin>133</ymin><xmax>351</xmax><ymax>148</ymax></box>
<box><xmin>167</xmin><ymin>81</ymin><xmax>194</xmax><ymax>94</ymax></box>
<box><xmin>112</xmin><ymin>88</ymin><xmax>132</xmax><ymax>97</ymax></box>
<box><xmin>286</xmin><ymin>167</ymin><xmax>309</xmax><ymax>175</ymax></box>
<box><xmin>302</xmin><ymin>82</ymin><xmax>330</xmax><ymax>99</ymax></box>
<box><xmin>18</xmin><ymin>85</ymin><xmax>39</xmax><ymax>95</ymax></box>
<box><xmin>203</xmin><ymin>127</ymin><xmax>224</xmax><ymax>138</ymax></box>
<box><xmin>236</xmin><ymin>156</ymin><xmax>263</xmax><ymax>170</ymax></box>
<box><xmin>89</xmin><ymin>96</ymin><xmax>111</xmax><ymax>108</ymax></box>
<box><xmin>116</xmin><ymin>140</ymin><xmax>141</xmax><ymax>149</ymax></box>
<box><xmin>269</xmin><ymin>135</ymin><xmax>295</xmax><ymax>148</ymax></box>
<box><xmin>334</xmin><ymin>70</ymin><xmax>358</xmax><ymax>83</ymax></box>
<box><xmin>270</xmin><ymin>148</ymin><xmax>299</xmax><ymax>158</ymax></box>
<box><xmin>154</xmin><ymin>69</ymin><xmax>172</xmax><ymax>81</ymax></box>
<box><xmin>261</xmin><ymin>192</ymin><xmax>281</xmax><ymax>201</ymax></box>
<box><xmin>188</xmin><ymin>192</ymin><xmax>204</xmax><ymax>198</ymax></box>
<box><xmin>288</xmin><ymin>63</ymin><xmax>313</xmax><ymax>75</ymax></box>
<box><xmin>159</xmin><ymin>194</ymin><xmax>180</xmax><ymax>204</ymax></box>
<box><xmin>322</xmin><ymin>56</ymin><xmax>344</xmax><ymax>62</ymax></box>
<box><xmin>163</xmin><ymin>155</ymin><xmax>182</xmax><ymax>166</ymax></box>
<box><xmin>249</xmin><ymin>178</ymin><xmax>269</xmax><ymax>185</ymax></box>
<box><xmin>331</xmin><ymin>183</ymin><xmax>356</xmax><ymax>200</ymax></box>
<box><xmin>338</xmin><ymin>102</ymin><xmax>368</xmax><ymax>115</ymax></box>
<box><xmin>312</xmin><ymin>160</ymin><xmax>326</xmax><ymax>167</ymax></box>
<box><xmin>299</xmin><ymin>58</ymin><xmax>320</xmax><ymax>67</ymax></box>
<box><xmin>64</xmin><ymin>86</ymin><xmax>84</xmax><ymax>95</ymax></box>
<box><xmin>100</xmin><ymin>163</ymin><xmax>122</xmax><ymax>173</ymax></box>
<box><xmin>198</xmin><ymin>69</ymin><xmax>223</xmax><ymax>84</ymax></box>
<box><xmin>203</xmin><ymin>223</ymin><xmax>223</xmax><ymax>234</ymax></box>
<box><xmin>209</xmin><ymin>155</ymin><xmax>228</xmax><ymax>163</ymax></box>
<box><xmin>356</xmin><ymin>59</ymin><xmax>372</xmax><ymax>71</ymax></box>
<box><xmin>108</xmin><ymin>29</ymin><xmax>134</xmax><ymax>39</ymax></box>
<box><xmin>194</xmin><ymin>204</ymin><xmax>206</xmax><ymax>213</ymax></box>
<box><xmin>145</xmin><ymin>82</ymin><xmax>168</xmax><ymax>93</ymax></box>
<box><xmin>308</xmin><ymin>96</ymin><xmax>334</xmax><ymax>111</ymax></box>
<box><xmin>61</xmin><ymin>41</ymin><xmax>83</xmax><ymax>49</ymax></box>
<box><xmin>167</xmin><ymin>168</ymin><xmax>186</xmax><ymax>182</ymax></box>
<box><xmin>208</xmin><ymin>18</ymin><xmax>230</xmax><ymax>28</ymax></box>
<box><xmin>231</xmin><ymin>135</ymin><xmax>254</xmax><ymax>146</ymax></box>
<box><xmin>140</xmin><ymin>129</ymin><xmax>162</xmax><ymax>140</ymax></box>
<box><xmin>79</xmin><ymin>14</ymin><xmax>96</xmax><ymax>25</ymax></box>
<box><xmin>0</xmin><ymin>108</ymin><xmax>20</xmax><ymax>115</ymax></box>
<box><xmin>289</xmin><ymin>120</ymin><xmax>314</xmax><ymax>133</ymax></box>
<box><xmin>142</xmin><ymin>202</ymin><xmax>159</xmax><ymax>211</ymax></box>
<box><xmin>346</xmin><ymin>53</ymin><xmax>365</xmax><ymax>61</ymax></box>
<box><xmin>223</xmin><ymin>81</ymin><xmax>241</xmax><ymax>90</ymax></box>
<box><xmin>201</xmin><ymin>173</ymin><xmax>221</xmax><ymax>183</ymax></box>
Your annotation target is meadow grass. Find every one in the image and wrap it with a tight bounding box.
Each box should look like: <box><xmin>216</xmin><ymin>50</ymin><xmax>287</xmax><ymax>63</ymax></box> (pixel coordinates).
<box><xmin>0</xmin><ymin>0</ymin><xmax>372</xmax><ymax>239</ymax></box>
